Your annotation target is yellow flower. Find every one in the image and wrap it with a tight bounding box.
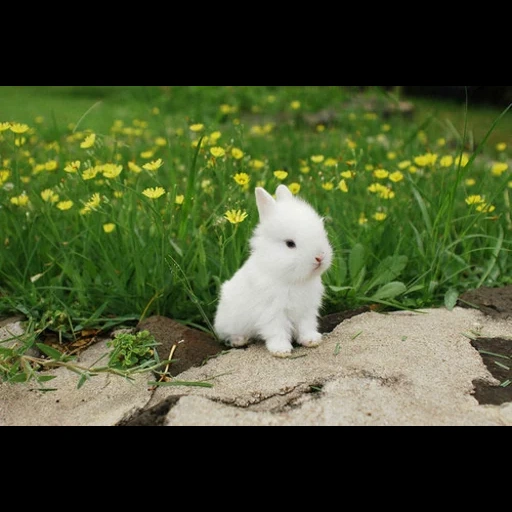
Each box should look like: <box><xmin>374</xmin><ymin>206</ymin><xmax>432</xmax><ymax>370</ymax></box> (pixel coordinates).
<box><xmin>190</xmin><ymin>123</ymin><xmax>205</xmax><ymax>132</ymax></box>
<box><xmin>128</xmin><ymin>162</ymin><xmax>142</xmax><ymax>173</ymax></box>
<box><xmin>102</xmin><ymin>163</ymin><xmax>123</xmax><ymax>179</ymax></box>
<box><xmin>322</xmin><ymin>182</ymin><xmax>334</xmax><ymax>191</ymax></box>
<box><xmin>143</xmin><ymin>187</ymin><xmax>166</xmax><ymax>199</ymax></box>
<box><xmin>316</xmin><ymin>125</ymin><xmax>326</xmax><ymax>133</ymax></box>
<box><xmin>414</xmin><ymin>153</ymin><xmax>438</xmax><ymax>167</ymax></box>
<box><xmin>408</xmin><ymin>165</ymin><xmax>419</xmax><ymax>174</ymax></box>
<box><xmin>103</xmin><ymin>223</ymin><xmax>116</xmax><ymax>234</ymax></box>
<box><xmin>57</xmin><ymin>200</ymin><xmax>73</xmax><ymax>211</ymax></box>
<box><xmin>10</xmin><ymin>193</ymin><xmax>29</xmax><ymax>206</ymax></box>
<box><xmin>398</xmin><ymin>160</ymin><xmax>411</xmax><ymax>170</ymax></box>
<box><xmin>231</xmin><ymin>148</ymin><xmax>244</xmax><ymax>160</ymax></box>
<box><xmin>64</xmin><ymin>161</ymin><xmax>81</xmax><ymax>173</ymax></box>
<box><xmin>209</xmin><ymin>131</ymin><xmax>222</xmax><ymax>143</ymax></box>
<box><xmin>341</xmin><ymin>171</ymin><xmax>355</xmax><ymax>179</ymax></box>
<box><xmin>300</xmin><ymin>166</ymin><xmax>311</xmax><ymax>174</ymax></box>
<box><xmin>496</xmin><ymin>143</ymin><xmax>507</xmax><ymax>152</ymax></box>
<box><xmin>224</xmin><ymin>209</ymin><xmax>248</xmax><ymax>224</ymax></box>
<box><xmin>154</xmin><ymin>137</ymin><xmax>167</xmax><ymax>147</ymax></box>
<box><xmin>15</xmin><ymin>137</ymin><xmax>26</xmax><ymax>147</ymax></box>
<box><xmin>389</xmin><ymin>171</ymin><xmax>404</xmax><ymax>183</ymax></box>
<box><xmin>466</xmin><ymin>195</ymin><xmax>485</xmax><ymax>206</ymax></box>
<box><xmin>45</xmin><ymin>160</ymin><xmax>58</xmax><ymax>171</ymax></box>
<box><xmin>0</xmin><ymin>122</ymin><xmax>11</xmax><ymax>132</ymax></box>
<box><xmin>289</xmin><ymin>183</ymin><xmax>301</xmax><ymax>195</ymax></box>
<box><xmin>152</xmin><ymin>107</ymin><xmax>160</xmax><ymax>116</ymax></box>
<box><xmin>465</xmin><ymin>179</ymin><xmax>476</xmax><ymax>187</ymax></box>
<box><xmin>83</xmin><ymin>193</ymin><xmax>101</xmax><ymax>211</ymax></box>
<box><xmin>234</xmin><ymin>173</ymin><xmax>250</xmax><ymax>186</ymax></box>
<box><xmin>382</xmin><ymin>124</ymin><xmax>391</xmax><ymax>132</ymax></box>
<box><xmin>9</xmin><ymin>123</ymin><xmax>30</xmax><ymax>134</ymax></box>
<box><xmin>455</xmin><ymin>153</ymin><xmax>470</xmax><ymax>167</ymax></box>
<box><xmin>0</xmin><ymin>170</ymin><xmax>10</xmax><ymax>183</ymax></box>
<box><xmin>290</xmin><ymin>101</ymin><xmax>301</xmax><ymax>110</ymax></box>
<box><xmin>491</xmin><ymin>162</ymin><xmax>508</xmax><ymax>176</ymax></box>
<box><xmin>80</xmin><ymin>133</ymin><xmax>96</xmax><ymax>149</ymax></box>
<box><xmin>387</xmin><ymin>152</ymin><xmax>397</xmax><ymax>160</ymax></box>
<box><xmin>359</xmin><ymin>213</ymin><xmax>368</xmax><ymax>225</ymax></box>
<box><xmin>249</xmin><ymin>159</ymin><xmax>265</xmax><ymax>170</ymax></box>
<box><xmin>338</xmin><ymin>180</ymin><xmax>349</xmax><ymax>193</ymax></box>
<box><xmin>175</xmin><ymin>195</ymin><xmax>185</xmax><ymax>205</ymax></box>
<box><xmin>324</xmin><ymin>158</ymin><xmax>338</xmax><ymax>167</ymax></box>
<box><xmin>114</xmin><ymin>191</ymin><xmax>124</xmax><ymax>199</ymax></box>
<box><xmin>476</xmin><ymin>203</ymin><xmax>496</xmax><ymax>214</ymax></box>
<box><xmin>311</xmin><ymin>155</ymin><xmax>325</xmax><ymax>164</ymax></box>
<box><xmin>274</xmin><ymin>170</ymin><xmax>288</xmax><ymax>181</ymax></box>
<box><xmin>143</xmin><ymin>158</ymin><xmax>164</xmax><ymax>172</ymax></box>
<box><xmin>373</xmin><ymin>212</ymin><xmax>387</xmax><ymax>222</ymax></box>
<box><xmin>373</xmin><ymin>169</ymin><xmax>390</xmax><ymax>180</ymax></box>
<box><xmin>140</xmin><ymin>150</ymin><xmax>155</xmax><ymax>159</ymax></box>
<box><xmin>210</xmin><ymin>147</ymin><xmax>226</xmax><ymax>158</ymax></box>
<box><xmin>41</xmin><ymin>189</ymin><xmax>59</xmax><ymax>203</ymax></box>
<box><xmin>440</xmin><ymin>155</ymin><xmax>454</xmax><ymax>168</ymax></box>
<box><xmin>437</xmin><ymin>138</ymin><xmax>447</xmax><ymax>147</ymax></box>
<box><xmin>82</xmin><ymin>167</ymin><xmax>99</xmax><ymax>180</ymax></box>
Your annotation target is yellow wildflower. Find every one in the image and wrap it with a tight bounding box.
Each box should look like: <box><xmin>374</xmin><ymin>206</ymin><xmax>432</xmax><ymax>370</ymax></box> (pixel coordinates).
<box><xmin>41</xmin><ymin>189</ymin><xmax>59</xmax><ymax>203</ymax></box>
<box><xmin>311</xmin><ymin>155</ymin><xmax>325</xmax><ymax>164</ymax></box>
<box><xmin>140</xmin><ymin>150</ymin><xmax>155</xmax><ymax>159</ymax></box>
<box><xmin>496</xmin><ymin>143</ymin><xmax>507</xmax><ymax>152</ymax></box>
<box><xmin>231</xmin><ymin>148</ymin><xmax>244</xmax><ymax>160</ymax></box>
<box><xmin>0</xmin><ymin>122</ymin><xmax>11</xmax><ymax>131</ymax></box>
<box><xmin>300</xmin><ymin>166</ymin><xmax>311</xmax><ymax>174</ymax></box>
<box><xmin>57</xmin><ymin>200</ymin><xmax>73</xmax><ymax>211</ymax></box>
<box><xmin>128</xmin><ymin>162</ymin><xmax>142</xmax><ymax>174</ymax></box>
<box><xmin>387</xmin><ymin>152</ymin><xmax>397</xmax><ymax>160</ymax></box>
<box><xmin>155</xmin><ymin>137</ymin><xmax>167</xmax><ymax>147</ymax></box>
<box><xmin>373</xmin><ymin>212</ymin><xmax>387</xmax><ymax>222</ymax></box>
<box><xmin>224</xmin><ymin>209</ymin><xmax>248</xmax><ymax>224</ymax></box>
<box><xmin>189</xmin><ymin>124</ymin><xmax>205</xmax><ymax>132</ymax></box>
<box><xmin>290</xmin><ymin>101</ymin><xmax>301</xmax><ymax>110</ymax></box>
<box><xmin>10</xmin><ymin>193</ymin><xmax>30</xmax><ymax>207</ymax></box>
<box><xmin>339</xmin><ymin>180</ymin><xmax>349</xmax><ymax>193</ymax></box>
<box><xmin>414</xmin><ymin>153</ymin><xmax>438</xmax><ymax>167</ymax></box>
<box><xmin>289</xmin><ymin>183</ymin><xmax>301</xmax><ymax>195</ymax></box>
<box><xmin>249</xmin><ymin>159</ymin><xmax>265</xmax><ymax>170</ymax></box>
<box><xmin>476</xmin><ymin>203</ymin><xmax>496</xmax><ymax>214</ymax></box>
<box><xmin>103</xmin><ymin>223</ymin><xmax>116</xmax><ymax>234</ymax></box>
<box><xmin>175</xmin><ymin>195</ymin><xmax>185</xmax><ymax>205</ymax></box>
<box><xmin>0</xmin><ymin>170</ymin><xmax>10</xmax><ymax>183</ymax></box>
<box><xmin>274</xmin><ymin>170</ymin><xmax>288</xmax><ymax>181</ymax></box>
<box><xmin>373</xmin><ymin>169</ymin><xmax>390</xmax><ymax>180</ymax></box>
<box><xmin>64</xmin><ymin>161</ymin><xmax>81</xmax><ymax>173</ymax></box>
<box><xmin>398</xmin><ymin>160</ymin><xmax>411</xmax><ymax>170</ymax></box>
<box><xmin>143</xmin><ymin>187</ymin><xmax>166</xmax><ymax>199</ymax></box>
<box><xmin>341</xmin><ymin>171</ymin><xmax>355</xmax><ymax>179</ymax></box>
<box><xmin>324</xmin><ymin>158</ymin><xmax>338</xmax><ymax>167</ymax></box>
<box><xmin>143</xmin><ymin>159</ymin><xmax>164</xmax><ymax>172</ymax></box>
<box><xmin>83</xmin><ymin>193</ymin><xmax>101</xmax><ymax>212</ymax></box>
<box><xmin>359</xmin><ymin>213</ymin><xmax>368</xmax><ymax>225</ymax></box>
<box><xmin>389</xmin><ymin>171</ymin><xmax>404</xmax><ymax>183</ymax></box>
<box><xmin>455</xmin><ymin>153</ymin><xmax>470</xmax><ymax>167</ymax></box>
<box><xmin>491</xmin><ymin>162</ymin><xmax>508</xmax><ymax>177</ymax></box>
<box><xmin>15</xmin><ymin>137</ymin><xmax>26</xmax><ymax>147</ymax></box>
<box><xmin>322</xmin><ymin>182</ymin><xmax>334</xmax><ymax>191</ymax></box>
<box><xmin>10</xmin><ymin>123</ymin><xmax>30</xmax><ymax>134</ymax></box>
<box><xmin>440</xmin><ymin>156</ymin><xmax>454</xmax><ymax>168</ymax></box>
<box><xmin>210</xmin><ymin>147</ymin><xmax>226</xmax><ymax>158</ymax></box>
<box><xmin>102</xmin><ymin>163</ymin><xmax>123</xmax><ymax>179</ymax></box>
<box><xmin>82</xmin><ymin>167</ymin><xmax>99</xmax><ymax>180</ymax></box>
<box><xmin>234</xmin><ymin>173</ymin><xmax>250</xmax><ymax>186</ymax></box>
<box><xmin>466</xmin><ymin>195</ymin><xmax>485</xmax><ymax>206</ymax></box>
<box><xmin>80</xmin><ymin>133</ymin><xmax>96</xmax><ymax>149</ymax></box>
<box><xmin>465</xmin><ymin>179</ymin><xmax>476</xmax><ymax>187</ymax></box>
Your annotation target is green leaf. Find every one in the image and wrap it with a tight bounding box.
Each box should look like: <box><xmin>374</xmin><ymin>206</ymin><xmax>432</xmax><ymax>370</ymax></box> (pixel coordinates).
<box><xmin>349</xmin><ymin>244</ymin><xmax>365</xmax><ymax>281</ymax></box>
<box><xmin>37</xmin><ymin>375</ymin><xmax>57</xmax><ymax>383</ymax></box>
<box><xmin>371</xmin><ymin>282</ymin><xmax>407</xmax><ymax>301</ymax></box>
<box><xmin>328</xmin><ymin>286</ymin><xmax>354</xmax><ymax>294</ymax></box>
<box><xmin>77</xmin><ymin>374</ymin><xmax>89</xmax><ymax>390</ymax></box>
<box><xmin>444</xmin><ymin>288</ymin><xmax>459</xmax><ymax>311</ymax></box>
<box><xmin>36</xmin><ymin>343</ymin><xmax>65</xmax><ymax>361</ymax></box>
<box><xmin>367</xmin><ymin>255</ymin><xmax>408</xmax><ymax>291</ymax></box>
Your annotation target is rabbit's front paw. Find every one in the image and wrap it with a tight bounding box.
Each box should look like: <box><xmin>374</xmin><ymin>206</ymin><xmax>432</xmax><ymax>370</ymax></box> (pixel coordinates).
<box><xmin>266</xmin><ymin>339</ymin><xmax>293</xmax><ymax>358</ymax></box>
<box><xmin>297</xmin><ymin>332</ymin><xmax>323</xmax><ymax>348</ymax></box>
<box><xmin>229</xmin><ymin>335</ymin><xmax>250</xmax><ymax>348</ymax></box>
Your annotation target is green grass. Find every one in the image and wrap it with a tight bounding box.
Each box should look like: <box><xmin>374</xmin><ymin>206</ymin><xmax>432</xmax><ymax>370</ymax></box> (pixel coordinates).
<box><xmin>1</xmin><ymin>85</ymin><xmax>511</xmax><ymax>385</ymax></box>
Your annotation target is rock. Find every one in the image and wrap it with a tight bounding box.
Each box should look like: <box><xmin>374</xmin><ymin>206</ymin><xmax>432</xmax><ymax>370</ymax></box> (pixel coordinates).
<box><xmin>137</xmin><ymin>316</ymin><xmax>224</xmax><ymax>377</ymax></box>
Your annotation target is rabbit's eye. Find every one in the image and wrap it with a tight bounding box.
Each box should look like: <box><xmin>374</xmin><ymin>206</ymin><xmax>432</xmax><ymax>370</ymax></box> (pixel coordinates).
<box><xmin>285</xmin><ymin>240</ymin><xmax>296</xmax><ymax>249</ymax></box>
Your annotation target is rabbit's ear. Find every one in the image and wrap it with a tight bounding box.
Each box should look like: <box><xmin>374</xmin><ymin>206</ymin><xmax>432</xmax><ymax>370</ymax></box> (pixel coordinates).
<box><xmin>255</xmin><ymin>187</ymin><xmax>276</xmax><ymax>221</ymax></box>
<box><xmin>276</xmin><ymin>184</ymin><xmax>293</xmax><ymax>202</ymax></box>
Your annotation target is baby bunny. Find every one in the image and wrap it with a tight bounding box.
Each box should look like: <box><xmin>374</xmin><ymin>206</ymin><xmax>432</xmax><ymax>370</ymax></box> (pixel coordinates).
<box><xmin>214</xmin><ymin>184</ymin><xmax>333</xmax><ymax>358</ymax></box>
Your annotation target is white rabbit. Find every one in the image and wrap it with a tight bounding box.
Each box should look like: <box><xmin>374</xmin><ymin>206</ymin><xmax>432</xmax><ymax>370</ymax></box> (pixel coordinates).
<box><xmin>214</xmin><ymin>184</ymin><xmax>333</xmax><ymax>358</ymax></box>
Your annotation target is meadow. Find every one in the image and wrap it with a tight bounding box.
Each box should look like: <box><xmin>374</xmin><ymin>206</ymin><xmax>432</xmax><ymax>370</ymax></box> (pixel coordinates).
<box><xmin>1</xmin><ymin>86</ymin><xmax>511</xmax><ymax>381</ymax></box>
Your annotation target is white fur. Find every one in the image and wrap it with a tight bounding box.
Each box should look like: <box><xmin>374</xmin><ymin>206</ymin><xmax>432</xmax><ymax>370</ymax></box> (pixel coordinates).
<box><xmin>214</xmin><ymin>185</ymin><xmax>333</xmax><ymax>358</ymax></box>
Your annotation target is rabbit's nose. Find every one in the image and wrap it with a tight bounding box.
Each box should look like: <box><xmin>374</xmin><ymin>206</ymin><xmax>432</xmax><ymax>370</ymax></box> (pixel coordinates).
<box><xmin>315</xmin><ymin>255</ymin><xmax>324</xmax><ymax>263</ymax></box>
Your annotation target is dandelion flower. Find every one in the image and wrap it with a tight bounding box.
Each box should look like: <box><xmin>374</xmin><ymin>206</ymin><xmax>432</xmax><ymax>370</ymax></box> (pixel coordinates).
<box><xmin>64</xmin><ymin>161</ymin><xmax>81</xmax><ymax>173</ymax></box>
<box><xmin>311</xmin><ymin>155</ymin><xmax>325</xmax><ymax>164</ymax></box>
<box><xmin>224</xmin><ymin>209</ymin><xmax>248</xmax><ymax>224</ymax></box>
<box><xmin>373</xmin><ymin>169</ymin><xmax>390</xmax><ymax>180</ymax></box>
<box><xmin>466</xmin><ymin>195</ymin><xmax>485</xmax><ymax>206</ymax></box>
<box><xmin>10</xmin><ymin>193</ymin><xmax>29</xmax><ymax>206</ymax></box>
<box><xmin>389</xmin><ymin>171</ymin><xmax>404</xmax><ymax>183</ymax></box>
<box><xmin>0</xmin><ymin>170</ymin><xmax>10</xmax><ymax>183</ymax></box>
<box><xmin>324</xmin><ymin>158</ymin><xmax>338</xmax><ymax>167</ymax></box>
<box><xmin>398</xmin><ymin>160</ymin><xmax>411</xmax><ymax>170</ymax></box>
<box><xmin>140</xmin><ymin>150</ymin><xmax>155</xmax><ymax>159</ymax></box>
<box><xmin>373</xmin><ymin>212</ymin><xmax>387</xmax><ymax>222</ymax></box>
<box><xmin>249</xmin><ymin>159</ymin><xmax>265</xmax><ymax>170</ymax></box>
<box><xmin>274</xmin><ymin>170</ymin><xmax>288</xmax><ymax>181</ymax></box>
<box><xmin>465</xmin><ymin>179</ymin><xmax>476</xmax><ymax>187</ymax></box>
<box><xmin>440</xmin><ymin>156</ymin><xmax>454</xmax><ymax>168</ymax></box>
<box><xmin>15</xmin><ymin>137</ymin><xmax>26</xmax><ymax>147</ymax></box>
<box><xmin>234</xmin><ymin>173</ymin><xmax>250</xmax><ymax>186</ymax></box>
<box><xmin>300</xmin><ymin>166</ymin><xmax>311</xmax><ymax>174</ymax></box>
<box><xmin>231</xmin><ymin>148</ymin><xmax>244</xmax><ymax>160</ymax></box>
<box><xmin>359</xmin><ymin>213</ymin><xmax>368</xmax><ymax>225</ymax></box>
<box><xmin>338</xmin><ymin>180</ymin><xmax>349</xmax><ymax>193</ymax></box>
<box><xmin>210</xmin><ymin>147</ymin><xmax>226</xmax><ymax>158</ymax></box>
<box><xmin>9</xmin><ymin>123</ymin><xmax>30</xmax><ymax>134</ymax></box>
<box><xmin>83</xmin><ymin>192</ymin><xmax>101</xmax><ymax>211</ymax></box>
<box><xmin>0</xmin><ymin>122</ymin><xmax>11</xmax><ymax>132</ymax></box>
<box><xmin>322</xmin><ymin>182</ymin><xmax>334</xmax><ymax>191</ymax></box>
<box><xmin>496</xmin><ymin>143</ymin><xmax>507</xmax><ymax>152</ymax></box>
<box><xmin>414</xmin><ymin>153</ymin><xmax>438</xmax><ymax>167</ymax></box>
<box><xmin>289</xmin><ymin>183</ymin><xmax>301</xmax><ymax>195</ymax></box>
<box><xmin>476</xmin><ymin>203</ymin><xmax>496</xmax><ymax>213</ymax></box>
<box><xmin>175</xmin><ymin>195</ymin><xmax>185</xmax><ymax>205</ymax></box>
<box><xmin>103</xmin><ymin>223</ymin><xmax>116</xmax><ymax>234</ymax></box>
<box><xmin>290</xmin><ymin>101</ymin><xmax>301</xmax><ymax>110</ymax></box>
<box><xmin>155</xmin><ymin>137</ymin><xmax>167</xmax><ymax>147</ymax></box>
<box><xmin>57</xmin><ymin>200</ymin><xmax>73</xmax><ymax>211</ymax></box>
<box><xmin>41</xmin><ymin>189</ymin><xmax>59</xmax><ymax>203</ymax></box>
<box><xmin>143</xmin><ymin>187</ymin><xmax>166</xmax><ymax>199</ymax></box>
<box><xmin>143</xmin><ymin>159</ymin><xmax>164</xmax><ymax>172</ymax></box>
<box><xmin>341</xmin><ymin>171</ymin><xmax>355</xmax><ymax>179</ymax></box>
<box><xmin>491</xmin><ymin>162</ymin><xmax>508</xmax><ymax>176</ymax></box>
<box><xmin>190</xmin><ymin>124</ymin><xmax>205</xmax><ymax>132</ymax></box>
<box><xmin>102</xmin><ymin>163</ymin><xmax>123</xmax><ymax>179</ymax></box>
<box><xmin>128</xmin><ymin>162</ymin><xmax>142</xmax><ymax>174</ymax></box>
<box><xmin>80</xmin><ymin>133</ymin><xmax>96</xmax><ymax>149</ymax></box>
<box><xmin>455</xmin><ymin>153</ymin><xmax>470</xmax><ymax>167</ymax></box>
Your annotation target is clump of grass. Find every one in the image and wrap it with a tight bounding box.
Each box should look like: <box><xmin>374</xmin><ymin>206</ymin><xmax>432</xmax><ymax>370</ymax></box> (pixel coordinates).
<box><xmin>0</xmin><ymin>86</ymin><xmax>511</xmax><ymax>386</ymax></box>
